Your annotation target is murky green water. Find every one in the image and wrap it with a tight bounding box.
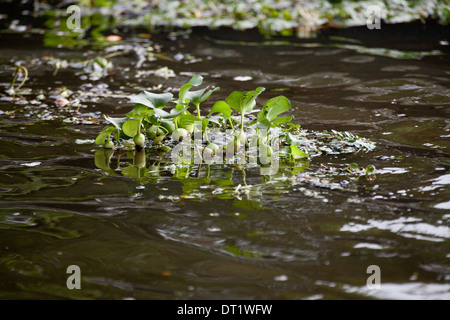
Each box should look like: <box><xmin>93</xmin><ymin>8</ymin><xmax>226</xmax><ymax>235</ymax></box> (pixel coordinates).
<box><xmin>0</xmin><ymin>24</ymin><xmax>449</xmax><ymax>299</ymax></box>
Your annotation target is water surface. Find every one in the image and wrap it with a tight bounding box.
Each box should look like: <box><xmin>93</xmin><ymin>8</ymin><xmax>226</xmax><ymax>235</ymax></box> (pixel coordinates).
<box><xmin>0</xmin><ymin>24</ymin><xmax>449</xmax><ymax>299</ymax></box>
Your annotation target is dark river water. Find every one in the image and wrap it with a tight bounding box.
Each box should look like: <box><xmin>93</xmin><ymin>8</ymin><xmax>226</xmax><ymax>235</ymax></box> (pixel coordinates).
<box><xmin>0</xmin><ymin>22</ymin><xmax>449</xmax><ymax>299</ymax></box>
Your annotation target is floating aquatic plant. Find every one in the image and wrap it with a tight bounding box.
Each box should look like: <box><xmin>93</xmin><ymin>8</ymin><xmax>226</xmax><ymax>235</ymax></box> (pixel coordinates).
<box><xmin>94</xmin><ymin>75</ymin><xmax>377</xmax><ymax>177</ymax></box>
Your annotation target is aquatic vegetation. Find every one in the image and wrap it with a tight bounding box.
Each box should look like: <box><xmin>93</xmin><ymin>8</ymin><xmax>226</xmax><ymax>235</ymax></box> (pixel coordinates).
<box><xmin>24</xmin><ymin>0</ymin><xmax>450</xmax><ymax>43</ymax></box>
<box><xmin>94</xmin><ymin>146</ymin><xmax>379</xmax><ymax>202</ymax></box>
<box><xmin>6</xmin><ymin>65</ymin><xmax>28</xmax><ymax>96</ymax></box>
<box><xmin>94</xmin><ymin>75</ymin><xmax>377</xmax><ymax>179</ymax></box>
<box><xmin>48</xmin><ymin>55</ymin><xmax>113</xmax><ymax>80</ymax></box>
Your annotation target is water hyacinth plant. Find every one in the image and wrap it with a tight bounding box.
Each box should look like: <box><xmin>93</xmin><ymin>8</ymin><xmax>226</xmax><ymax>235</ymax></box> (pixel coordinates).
<box><xmin>95</xmin><ymin>75</ymin><xmax>376</xmax><ymax>174</ymax></box>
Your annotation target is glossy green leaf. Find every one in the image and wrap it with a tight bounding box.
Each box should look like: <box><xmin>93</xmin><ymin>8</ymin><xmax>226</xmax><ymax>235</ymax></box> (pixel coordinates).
<box><xmin>242</xmin><ymin>87</ymin><xmax>265</xmax><ymax>113</ymax></box>
<box><xmin>209</xmin><ymin>101</ymin><xmax>231</xmax><ymax>118</ymax></box>
<box><xmin>271</xmin><ymin>116</ymin><xmax>293</xmax><ymax>124</ymax></box>
<box><xmin>227</xmin><ymin>87</ymin><xmax>265</xmax><ymax>114</ymax></box>
<box><xmin>185</xmin><ymin>86</ymin><xmax>220</xmax><ymax>105</ymax></box>
<box><xmin>122</xmin><ymin>119</ymin><xmax>140</xmax><ymax>137</ymax></box>
<box><xmin>95</xmin><ymin>126</ymin><xmax>115</xmax><ymax>145</ymax></box>
<box><xmin>226</xmin><ymin>91</ymin><xmax>245</xmax><ymax>113</ymax></box>
<box><xmin>129</xmin><ymin>91</ymin><xmax>173</xmax><ymax>109</ymax></box>
<box><xmin>257</xmin><ymin>95</ymin><xmax>291</xmax><ymax>123</ymax></box>
<box><xmin>178</xmin><ymin>74</ymin><xmax>203</xmax><ymax>103</ymax></box>
<box><xmin>178</xmin><ymin>114</ymin><xmax>200</xmax><ymax>128</ymax></box>
<box><xmin>202</xmin><ymin>118</ymin><xmax>209</xmax><ymax>131</ymax></box>
<box><xmin>103</xmin><ymin>115</ymin><xmax>127</xmax><ymax>130</ymax></box>
<box><xmin>153</xmin><ymin>106</ymin><xmax>188</xmax><ymax>118</ymax></box>
<box><xmin>290</xmin><ymin>144</ymin><xmax>309</xmax><ymax>159</ymax></box>
<box><xmin>265</xmin><ymin>96</ymin><xmax>291</xmax><ymax>120</ymax></box>
<box><xmin>198</xmin><ymin>87</ymin><xmax>220</xmax><ymax>103</ymax></box>
<box><xmin>126</xmin><ymin>104</ymin><xmax>150</xmax><ymax>118</ymax></box>
<box><xmin>184</xmin><ymin>88</ymin><xmax>206</xmax><ymax>104</ymax></box>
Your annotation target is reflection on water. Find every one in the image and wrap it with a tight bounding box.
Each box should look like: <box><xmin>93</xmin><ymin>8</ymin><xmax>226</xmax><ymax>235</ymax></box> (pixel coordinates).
<box><xmin>341</xmin><ymin>217</ymin><xmax>450</xmax><ymax>242</ymax></box>
<box><xmin>0</xmin><ymin>25</ymin><xmax>449</xmax><ymax>299</ymax></box>
<box><xmin>343</xmin><ymin>282</ymin><xmax>450</xmax><ymax>300</ymax></box>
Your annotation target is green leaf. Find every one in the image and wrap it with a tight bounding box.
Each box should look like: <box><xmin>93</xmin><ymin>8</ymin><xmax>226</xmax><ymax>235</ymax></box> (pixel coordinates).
<box><xmin>95</xmin><ymin>126</ymin><xmax>115</xmax><ymax>145</ymax></box>
<box><xmin>199</xmin><ymin>87</ymin><xmax>220</xmax><ymax>103</ymax></box>
<box><xmin>271</xmin><ymin>116</ymin><xmax>293</xmax><ymax>124</ymax></box>
<box><xmin>178</xmin><ymin>74</ymin><xmax>203</xmax><ymax>103</ymax></box>
<box><xmin>366</xmin><ymin>164</ymin><xmax>376</xmax><ymax>175</ymax></box>
<box><xmin>178</xmin><ymin>114</ymin><xmax>200</xmax><ymax>128</ymax></box>
<box><xmin>209</xmin><ymin>101</ymin><xmax>231</xmax><ymax>118</ymax></box>
<box><xmin>122</xmin><ymin>119</ymin><xmax>140</xmax><ymax>137</ymax></box>
<box><xmin>226</xmin><ymin>91</ymin><xmax>245</xmax><ymax>113</ymax></box>
<box><xmin>242</xmin><ymin>87</ymin><xmax>265</xmax><ymax>113</ymax></box>
<box><xmin>207</xmin><ymin>115</ymin><xmax>222</xmax><ymax>126</ymax></box>
<box><xmin>257</xmin><ymin>95</ymin><xmax>291</xmax><ymax>123</ymax></box>
<box><xmin>348</xmin><ymin>163</ymin><xmax>359</xmax><ymax>170</ymax></box>
<box><xmin>265</xmin><ymin>96</ymin><xmax>291</xmax><ymax>120</ymax></box>
<box><xmin>184</xmin><ymin>88</ymin><xmax>206</xmax><ymax>105</ymax></box>
<box><xmin>286</xmin><ymin>133</ymin><xmax>302</xmax><ymax>147</ymax></box>
<box><xmin>103</xmin><ymin>115</ymin><xmax>127</xmax><ymax>130</ymax></box>
<box><xmin>202</xmin><ymin>118</ymin><xmax>209</xmax><ymax>131</ymax></box>
<box><xmin>282</xmin><ymin>122</ymin><xmax>301</xmax><ymax>132</ymax></box>
<box><xmin>188</xmin><ymin>74</ymin><xmax>203</xmax><ymax>86</ymax></box>
<box><xmin>126</xmin><ymin>104</ymin><xmax>150</xmax><ymax>119</ymax></box>
<box><xmin>290</xmin><ymin>144</ymin><xmax>309</xmax><ymax>159</ymax></box>
<box><xmin>185</xmin><ymin>87</ymin><xmax>220</xmax><ymax>105</ymax></box>
<box><xmin>256</xmin><ymin>119</ymin><xmax>271</xmax><ymax>131</ymax></box>
<box><xmin>153</xmin><ymin>106</ymin><xmax>188</xmax><ymax>119</ymax></box>
<box><xmin>129</xmin><ymin>91</ymin><xmax>173</xmax><ymax>109</ymax></box>
<box><xmin>228</xmin><ymin>88</ymin><xmax>266</xmax><ymax>115</ymax></box>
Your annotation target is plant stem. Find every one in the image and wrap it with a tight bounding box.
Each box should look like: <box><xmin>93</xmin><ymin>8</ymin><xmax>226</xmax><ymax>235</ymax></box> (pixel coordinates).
<box><xmin>14</xmin><ymin>66</ymin><xmax>28</xmax><ymax>91</ymax></box>
<box><xmin>8</xmin><ymin>66</ymin><xmax>28</xmax><ymax>95</ymax></box>
<box><xmin>138</xmin><ymin>118</ymin><xmax>143</xmax><ymax>134</ymax></box>
<box><xmin>195</xmin><ymin>103</ymin><xmax>201</xmax><ymax>118</ymax></box>
<box><xmin>159</xmin><ymin>126</ymin><xmax>169</xmax><ymax>134</ymax></box>
<box><xmin>228</xmin><ymin>117</ymin><xmax>235</xmax><ymax>132</ymax></box>
<box><xmin>9</xmin><ymin>68</ymin><xmax>19</xmax><ymax>91</ymax></box>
